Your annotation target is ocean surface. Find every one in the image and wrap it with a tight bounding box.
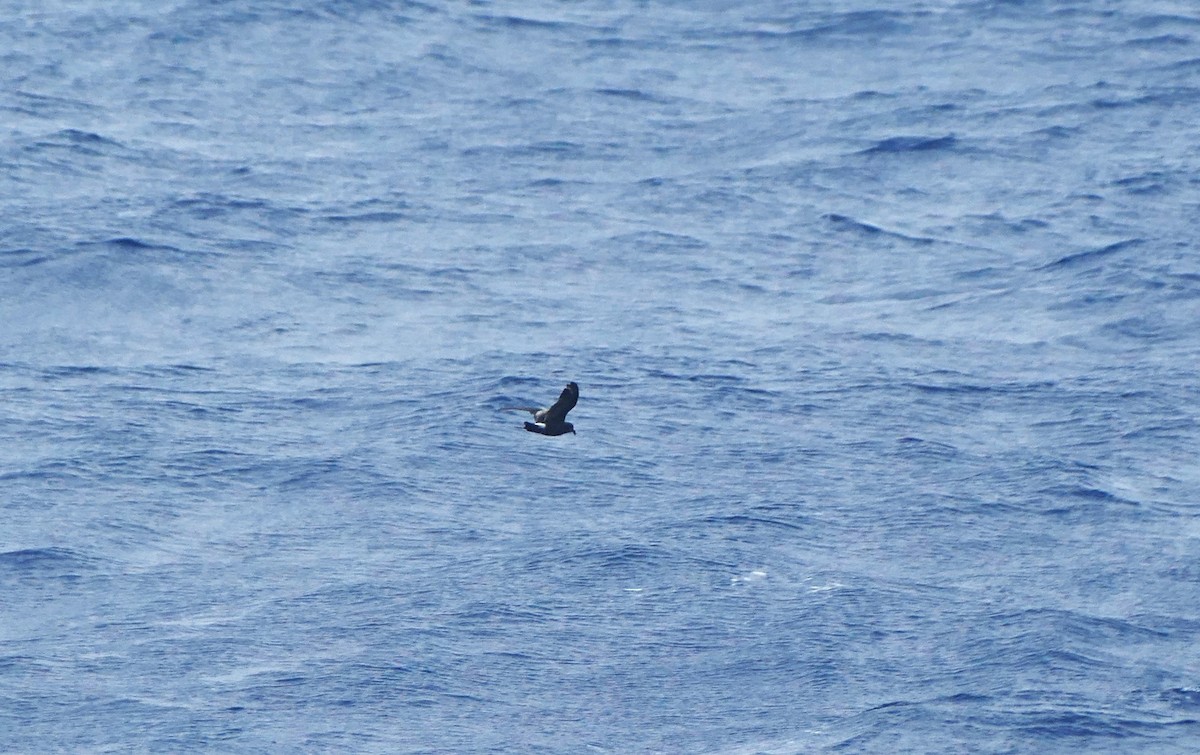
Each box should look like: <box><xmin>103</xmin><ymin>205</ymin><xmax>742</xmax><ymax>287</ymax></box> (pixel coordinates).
<box><xmin>3</xmin><ymin>1</ymin><xmax>1200</xmax><ymax>752</ymax></box>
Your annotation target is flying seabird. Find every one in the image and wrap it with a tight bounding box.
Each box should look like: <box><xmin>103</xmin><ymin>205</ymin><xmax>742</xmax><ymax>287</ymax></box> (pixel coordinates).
<box><xmin>507</xmin><ymin>381</ymin><xmax>578</xmax><ymax>436</ymax></box>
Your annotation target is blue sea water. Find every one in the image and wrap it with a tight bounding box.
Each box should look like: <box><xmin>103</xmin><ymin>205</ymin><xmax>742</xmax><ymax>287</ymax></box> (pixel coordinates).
<box><xmin>3</xmin><ymin>0</ymin><xmax>1200</xmax><ymax>751</ymax></box>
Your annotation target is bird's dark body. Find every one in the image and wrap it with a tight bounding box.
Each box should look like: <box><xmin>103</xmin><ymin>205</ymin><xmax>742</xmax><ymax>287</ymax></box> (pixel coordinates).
<box><xmin>524</xmin><ymin>420</ymin><xmax>575</xmax><ymax>436</ymax></box>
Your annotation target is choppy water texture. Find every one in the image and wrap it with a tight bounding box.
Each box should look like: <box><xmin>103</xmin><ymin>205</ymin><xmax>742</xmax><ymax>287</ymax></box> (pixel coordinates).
<box><xmin>4</xmin><ymin>1</ymin><xmax>1200</xmax><ymax>752</ymax></box>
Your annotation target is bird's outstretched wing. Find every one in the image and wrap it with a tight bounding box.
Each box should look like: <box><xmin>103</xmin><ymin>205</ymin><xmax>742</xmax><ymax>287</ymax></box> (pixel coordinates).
<box><xmin>502</xmin><ymin>406</ymin><xmax>543</xmax><ymax>415</ymax></box>
<box><xmin>542</xmin><ymin>382</ymin><xmax>578</xmax><ymax>425</ymax></box>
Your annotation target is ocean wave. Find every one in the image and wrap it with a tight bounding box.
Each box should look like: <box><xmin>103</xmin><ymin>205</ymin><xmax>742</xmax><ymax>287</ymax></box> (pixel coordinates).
<box><xmin>859</xmin><ymin>134</ymin><xmax>958</xmax><ymax>155</ymax></box>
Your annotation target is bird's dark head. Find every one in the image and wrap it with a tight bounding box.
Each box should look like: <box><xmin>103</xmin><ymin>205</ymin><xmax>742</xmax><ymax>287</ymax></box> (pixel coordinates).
<box><xmin>568</xmin><ymin>423</ymin><xmax>576</xmax><ymax>435</ymax></box>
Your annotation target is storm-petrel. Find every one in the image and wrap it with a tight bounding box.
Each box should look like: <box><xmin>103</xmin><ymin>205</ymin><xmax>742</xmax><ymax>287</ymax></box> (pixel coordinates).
<box><xmin>508</xmin><ymin>381</ymin><xmax>578</xmax><ymax>436</ymax></box>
